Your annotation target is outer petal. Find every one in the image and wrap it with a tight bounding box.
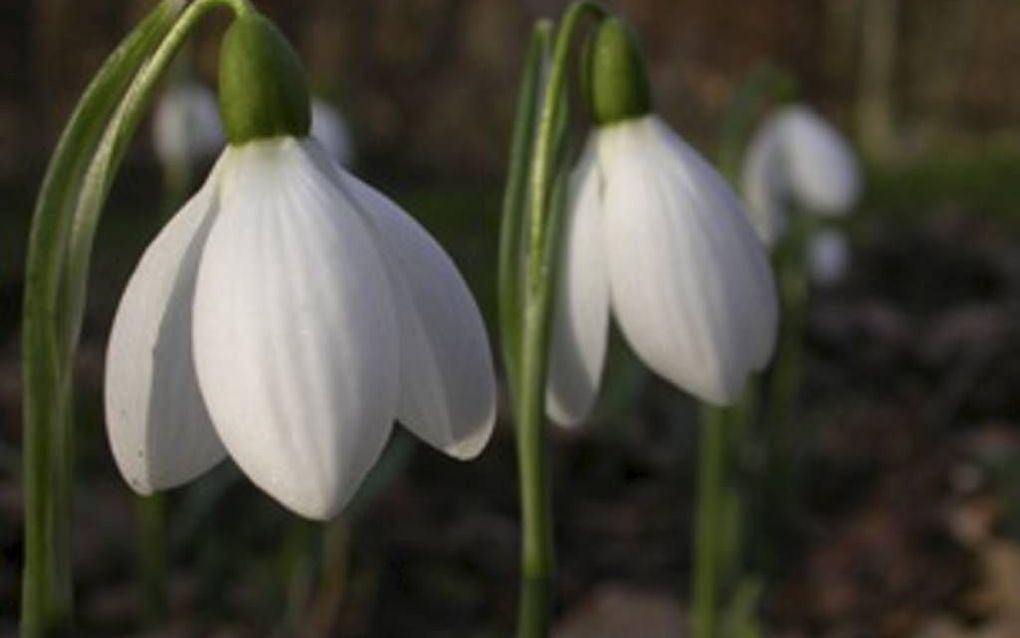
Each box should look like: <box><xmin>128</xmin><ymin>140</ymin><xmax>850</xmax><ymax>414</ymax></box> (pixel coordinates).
<box><xmin>104</xmin><ymin>156</ymin><xmax>228</xmax><ymax>494</ymax></box>
<box><xmin>740</xmin><ymin>115</ymin><xmax>788</xmax><ymax>247</ymax></box>
<box><xmin>545</xmin><ymin>141</ymin><xmax>611</xmax><ymax>426</ymax></box>
<box><xmin>192</xmin><ymin>138</ymin><xmax>399</xmax><ymax>520</ymax></box>
<box><xmin>779</xmin><ymin>106</ymin><xmax>860</xmax><ymax>215</ymax></box>
<box><xmin>325</xmin><ymin>157</ymin><xmax>495</xmax><ymax>460</ymax></box>
<box><xmin>598</xmin><ymin>115</ymin><xmax>778</xmax><ymax>405</ymax></box>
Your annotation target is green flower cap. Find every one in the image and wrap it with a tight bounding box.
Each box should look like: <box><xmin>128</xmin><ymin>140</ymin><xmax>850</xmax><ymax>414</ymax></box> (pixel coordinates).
<box><xmin>589</xmin><ymin>17</ymin><xmax>653</xmax><ymax>126</ymax></box>
<box><xmin>218</xmin><ymin>13</ymin><xmax>310</xmax><ymax>144</ymax></box>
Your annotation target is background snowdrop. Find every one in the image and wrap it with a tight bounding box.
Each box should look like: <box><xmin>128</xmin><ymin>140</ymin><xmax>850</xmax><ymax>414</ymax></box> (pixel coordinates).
<box><xmin>152</xmin><ymin>79</ymin><xmax>223</xmax><ymax>167</ymax></box>
<box><xmin>741</xmin><ymin>104</ymin><xmax>860</xmax><ymax>247</ymax></box>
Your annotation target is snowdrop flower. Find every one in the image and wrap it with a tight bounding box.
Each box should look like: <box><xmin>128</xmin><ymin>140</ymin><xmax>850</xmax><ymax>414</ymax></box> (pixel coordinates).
<box><xmin>311</xmin><ymin>98</ymin><xmax>354</xmax><ymax>167</ymax></box>
<box><xmin>545</xmin><ymin>18</ymin><xmax>778</xmax><ymax>426</ymax></box>
<box><xmin>152</xmin><ymin>79</ymin><xmax>223</xmax><ymax>166</ymax></box>
<box><xmin>741</xmin><ymin>105</ymin><xmax>860</xmax><ymax>246</ymax></box>
<box><xmin>105</xmin><ymin>13</ymin><xmax>495</xmax><ymax>519</ymax></box>
<box><xmin>807</xmin><ymin>228</ymin><xmax>851</xmax><ymax>287</ymax></box>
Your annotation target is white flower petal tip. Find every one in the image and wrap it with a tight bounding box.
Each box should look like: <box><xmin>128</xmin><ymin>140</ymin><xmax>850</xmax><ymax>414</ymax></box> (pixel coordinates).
<box><xmin>546</xmin><ymin>142</ymin><xmax>610</xmax><ymax>428</ymax></box>
<box><xmin>104</xmin><ymin>159</ymin><xmax>229</xmax><ymax>494</ymax></box>
<box><xmin>191</xmin><ymin>138</ymin><xmax>400</xmax><ymax>520</ymax></box>
<box><xmin>311</xmin><ymin>99</ymin><xmax>355</xmax><ymax>167</ymax></box>
<box><xmin>152</xmin><ymin>81</ymin><xmax>223</xmax><ymax>166</ymax></box>
<box><xmin>808</xmin><ymin>229</ymin><xmax>851</xmax><ymax>287</ymax></box>
<box><xmin>780</xmin><ymin>106</ymin><xmax>860</xmax><ymax>215</ymax></box>
<box><xmin>330</xmin><ymin>165</ymin><xmax>497</xmax><ymax>460</ymax></box>
<box><xmin>596</xmin><ymin>115</ymin><xmax>779</xmax><ymax>407</ymax></box>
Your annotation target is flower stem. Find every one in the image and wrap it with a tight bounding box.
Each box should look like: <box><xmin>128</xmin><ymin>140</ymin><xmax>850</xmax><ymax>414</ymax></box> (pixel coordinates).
<box><xmin>764</xmin><ymin>212</ymin><xmax>812</xmax><ymax>528</ymax></box>
<box><xmin>136</xmin><ymin>495</ymin><xmax>168</xmax><ymax>624</ymax></box>
<box><xmin>505</xmin><ymin>4</ymin><xmax>607</xmax><ymax>636</ymax></box>
<box><xmin>20</xmin><ymin>0</ymin><xmax>251</xmax><ymax>634</ymax></box>
<box><xmin>693</xmin><ymin>403</ymin><xmax>728</xmax><ymax>638</ymax></box>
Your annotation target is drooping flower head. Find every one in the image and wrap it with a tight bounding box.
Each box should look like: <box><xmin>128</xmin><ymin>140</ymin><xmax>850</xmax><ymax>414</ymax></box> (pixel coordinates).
<box><xmin>105</xmin><ymin>12</ymin><xmax>496</xmax><ymax>519</ymax></box>
<box><xmin>740</xmin><ymin>105</ymin><xmax>860</xmax><ymax>246</ymax></box>
<box><xmin>546</xmin><ymin>18</ymin><xmax>779</xmax><ymax>426</ymax></box>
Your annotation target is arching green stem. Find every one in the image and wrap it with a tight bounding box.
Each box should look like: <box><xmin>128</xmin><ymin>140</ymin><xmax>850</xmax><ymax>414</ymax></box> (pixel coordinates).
<box><xmin>21</xmin><ymin>0</ymin><xmax>251</xmax><ymax>634</ymax></box>
<box><xmin>61</xmin><ymin>0</ymin><xmax>254</xmax><ymax>357</ymax></box>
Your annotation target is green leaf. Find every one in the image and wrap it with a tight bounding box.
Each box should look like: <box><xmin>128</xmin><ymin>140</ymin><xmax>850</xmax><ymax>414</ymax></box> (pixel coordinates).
<box><xmin>499</xmin><ymin>21</ymin><xmax>552</xmax><ymax>394</ymax></box>
<box><xmin>20</xmin><ymin>3</ymin><xmax>183</xmax><ymax>634</ymax></box>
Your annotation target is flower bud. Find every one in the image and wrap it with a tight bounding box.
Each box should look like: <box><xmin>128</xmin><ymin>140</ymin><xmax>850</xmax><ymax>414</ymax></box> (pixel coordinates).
<box><xmin>589</xmin><ymin>17</ymin><xmax>652</xmax><ymax>126</ymax></box>
<box><xmin>218</xmin><ymin>13</ymin><xmax>310</xmax><ymax>144</ymax></box>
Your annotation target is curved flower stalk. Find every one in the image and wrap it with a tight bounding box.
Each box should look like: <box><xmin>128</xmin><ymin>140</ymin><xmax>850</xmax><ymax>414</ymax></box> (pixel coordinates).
<box><xmin>152</xmin><ymin>79</ymin><xmax>223</xmax><ymax>166</ymax></box>
<box><xmin>741</xmin><ymin>104</ymin><xmax>860</xmax><ymax>246</ymax></box>
<box><xmin>311</xmin><ymin>97</ymin><xmax>354</xmax><ymax>167</ymax></box>
<box><xmin>105</xmin><ymin>13</ymin><xmax>495</xmax><ymax>520</ymax></box>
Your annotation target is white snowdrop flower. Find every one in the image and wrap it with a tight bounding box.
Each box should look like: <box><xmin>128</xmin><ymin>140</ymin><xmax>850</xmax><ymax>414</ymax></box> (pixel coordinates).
<box><xmin>740</xmin><ymin>105</ymin><xmax>860</xmax><ymax>247</ymax></box>
<box><xmin>807</xmin><ymin>228</ymin><xmax>851</xmax><ymax>287</ymax></box>
<box><xmin>545</xmin><ymin>18</ymin><xmax>779</xmax><ymax>426</ymax></box>
<box><xmin>104</xmin><ymin>13</ymin><xmax>495</xmax><ymax>519</ymax></box>
<box><xmin>152</xmin><ymin>80</ymin><xmax>223</xmax><ymax>166</ymax></box>
<box><xmin>311</xmin><ymin>98</ymin><xmax>354</xmax><ymax>167</ymax></box>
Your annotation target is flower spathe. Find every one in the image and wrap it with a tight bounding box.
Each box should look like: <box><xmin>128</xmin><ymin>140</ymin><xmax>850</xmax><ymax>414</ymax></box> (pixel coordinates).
<box><xmin>105</xmin><ymin>136</ymin><xmax>496</xmax><ymax>519</ymax></box>
<box><xmin>546</xmin><ymin>115</ymin><xmax>779</xmax><ymax>427</ymax></box>
<box><xmin>741</xmin><ymin>105</ymin><xmax>860</xmax><ymax>246</ymax></box>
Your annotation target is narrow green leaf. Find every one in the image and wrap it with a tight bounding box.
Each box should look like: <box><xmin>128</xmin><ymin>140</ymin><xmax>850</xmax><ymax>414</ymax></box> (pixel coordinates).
<box><xmin>499</xmin><ymin>21</ymin><xmax>552</xmax><ymax>393</ymax></box>
<box><xmin>21</xmin><ymin>4</ymin><xmax>184</xmax><ymax>634</ymax></box>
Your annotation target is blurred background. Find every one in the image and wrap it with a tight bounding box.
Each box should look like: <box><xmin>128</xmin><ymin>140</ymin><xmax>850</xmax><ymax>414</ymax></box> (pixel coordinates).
<box><xmin>3</xmin><ymin>0</ymin><xmax>1020</xmax><ymax>636</ymax></box>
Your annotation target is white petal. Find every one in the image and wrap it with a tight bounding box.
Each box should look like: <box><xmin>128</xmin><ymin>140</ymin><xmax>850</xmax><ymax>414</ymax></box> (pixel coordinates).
<box><xmin>311</xmin><ymin>99</ymin><xmax>354</xmax><ymax>167</ymax></box>
<box><xmin>192</xmin><ymin>138</ymin><xmax>399</xmax><ymax>520</ymax></box>
<box><xmin>545</xmin><ymin>141</ymin><xmax>610</xmax><ymax>427</ymax></box>
<box><xmin>326</xmin><ymin>159</ymin><xmax>495</xmax><ymax>460</ymax></box>
<box><xmin>152</xmin><ymin>81</ymin><xmax>223</xmax><ymax>165</ymax></box>
<box><xmin>740</xmin><ymin>115</ymin><xmax>788</xmax><ymax>247</ymax></box>
<box><xmin>808</xmin><ymin>228</ymin><xmax>851</xmax><ymax>286</ymax></box>
<box><xmin>779</xmin><ymin>106</ymin><xmax>860</xmax><ymax>215</ymax></box>
<box><xmin>104</xmin><ymin>156</ymin><xmax>228</xmax><ymax>494</ymax></box>
<box><xmin>598</xmin><ymin>115</ymin><xmax>778</xmax><ymax>405</ymax></box>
